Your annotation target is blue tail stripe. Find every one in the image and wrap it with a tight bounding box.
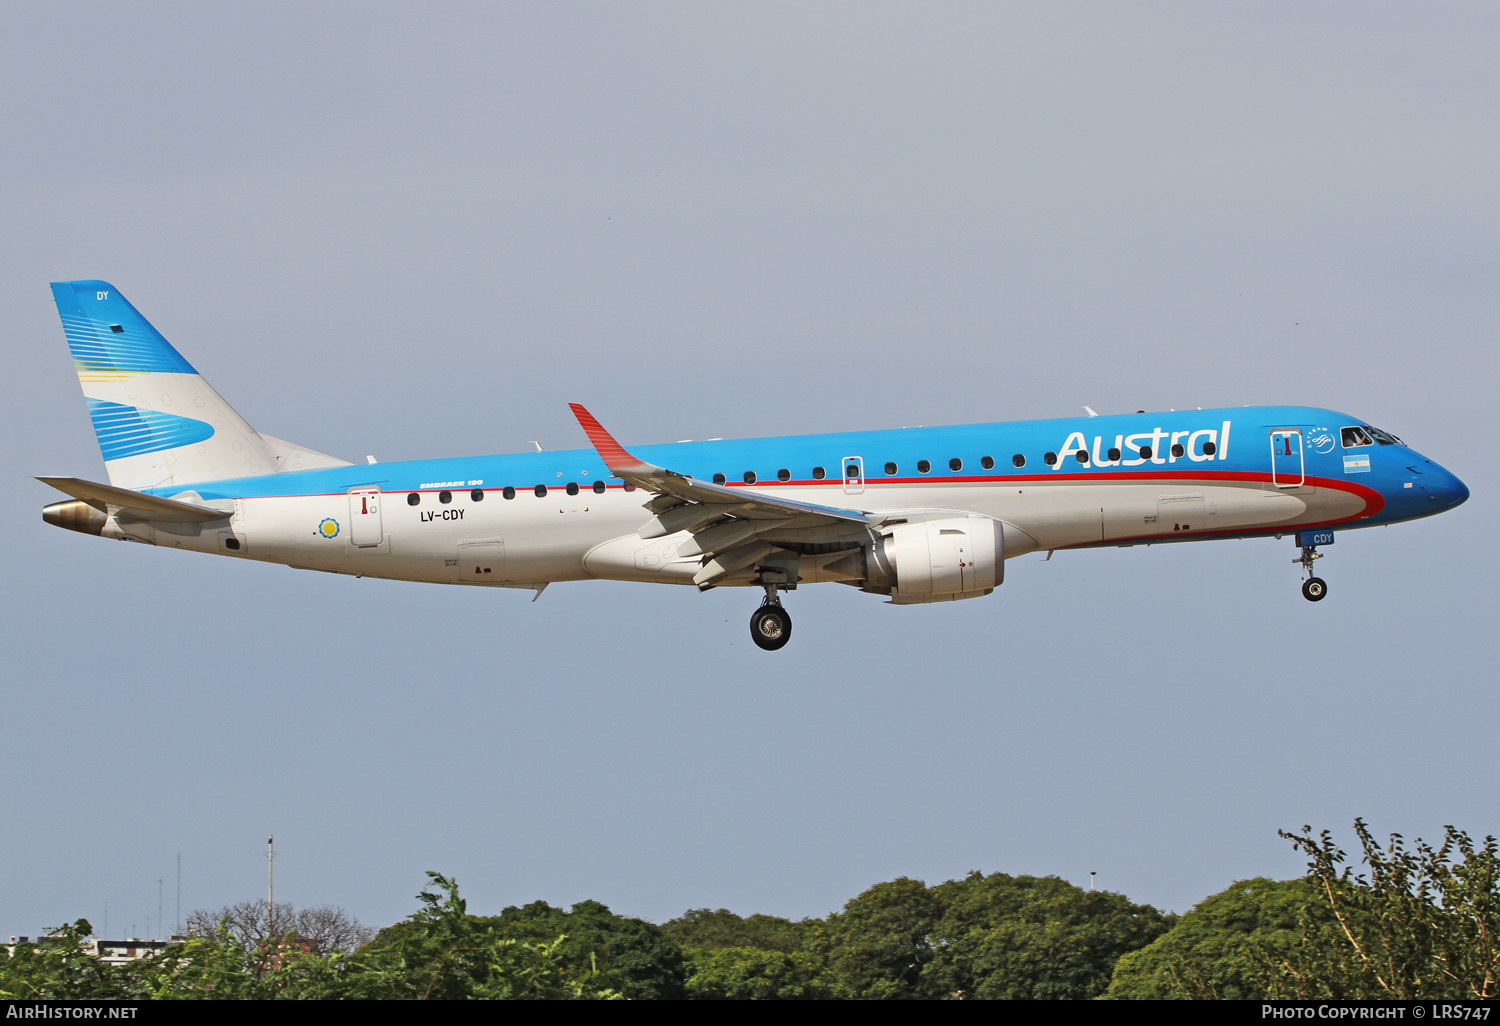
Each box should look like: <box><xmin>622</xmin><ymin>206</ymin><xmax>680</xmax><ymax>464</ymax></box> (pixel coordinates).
<box><xmin>86</xmin><ymin>399</ymin><xmax>215</xmax><ymax>461</ymax></box>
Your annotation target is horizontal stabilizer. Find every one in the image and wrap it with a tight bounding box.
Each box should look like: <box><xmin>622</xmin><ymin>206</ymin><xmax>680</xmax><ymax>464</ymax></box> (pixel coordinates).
<box><xmin>36</xmin><ymin>476</ymin><xmax>230</xmax><ymax>523</ymax></box>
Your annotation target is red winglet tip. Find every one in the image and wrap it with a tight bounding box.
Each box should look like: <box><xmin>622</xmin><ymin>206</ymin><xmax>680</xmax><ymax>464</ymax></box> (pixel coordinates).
<box><xmin>568</xmin><ymin>403</ymin><xmax>638</xmax><ymax>470</ymax></box>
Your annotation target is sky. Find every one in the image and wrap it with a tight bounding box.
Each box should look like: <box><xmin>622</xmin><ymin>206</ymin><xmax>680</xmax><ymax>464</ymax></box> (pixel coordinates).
<box><xmin>3</xmin><ymin>2</ymin><xmax>1495</xmax><ymax>941</ymax></box>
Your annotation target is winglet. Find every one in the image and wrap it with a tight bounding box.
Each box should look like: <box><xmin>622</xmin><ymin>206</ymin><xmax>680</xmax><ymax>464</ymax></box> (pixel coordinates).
<box><xmin>569</xmin><ymin>404</ymin><xmax>655</xmax><ymax>476</ymax></box>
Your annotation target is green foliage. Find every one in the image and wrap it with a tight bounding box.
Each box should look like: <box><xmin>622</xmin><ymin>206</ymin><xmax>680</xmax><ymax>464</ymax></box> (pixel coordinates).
<box><xmin>490</xmin><ymin>898</ymin><xmax>686</xmax><ymax>999</ymax></box>
<box><xmin>818</xmin><ymin>876</ymin><xmax>941</xmax><ymax>999</ymax></box>
<box><xmin>0</xmin><ymin>920</ymin><xmax>137</xmax><ymax>1000</ymax></box>
<box><xmin>1273</xmin><ymin>821</ymin><xmax>1500</xmax><ymax>1000</ymax></box>
<box><xmin>683</xmin><ymin>946</ymin><xmax>832</xmax><ymax>999</ymax></box>
<box><xmin>351</xmin><ymin>873</ymin><xmax>622</xmax><ymax>999</ymax></box>
<box><xmin>1105</xmin><ymin>878</ymin><xmax>1320</xmax><ymax>999</ymax></box>
<box><xmin>663</xmin><ymin>908</ymin><xmax>814</xmax><ymax>953</ymax></box>
<box><xmin>814</xmin><ymin>873</ymin><xmax>1172</xmax><ymax>1000</ymax></box>
<box><xmin>925</xmin><ymin>872</ymin><xmax>1174</xmax><ymax>1000</ymax></box>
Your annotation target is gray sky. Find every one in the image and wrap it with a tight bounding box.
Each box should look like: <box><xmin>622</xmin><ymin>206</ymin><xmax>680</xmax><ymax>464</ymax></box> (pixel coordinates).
<box><xmin>3</xmin><ymin>2</ymin><xmax>1494</xmax><ymax>939</ymax></box>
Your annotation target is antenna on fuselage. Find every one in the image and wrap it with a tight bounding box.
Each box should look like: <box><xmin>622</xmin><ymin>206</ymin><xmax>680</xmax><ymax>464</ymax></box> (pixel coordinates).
<box><xmin>1082</xmin><ymin>406</ymin><xmax>1099</xmax><ymax>417</ymax></box>
<box><xmin>529</xmin><ymin>441</ymin><xmax>544</xmax><ymax>452</ymax></box>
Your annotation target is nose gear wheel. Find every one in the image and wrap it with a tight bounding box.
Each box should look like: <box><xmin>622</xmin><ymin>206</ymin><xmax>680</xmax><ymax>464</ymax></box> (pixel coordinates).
<box><xmin>1295</xmin><ymin>544</ymin><xmax>1328</xmax><ymax>602</ymax></box>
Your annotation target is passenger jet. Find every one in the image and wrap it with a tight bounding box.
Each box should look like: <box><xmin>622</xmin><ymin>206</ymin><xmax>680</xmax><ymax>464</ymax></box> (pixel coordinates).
<box><xmin>39</xmin><ymin>281</ymin><xmax>1469</xmax><ymax>650</ymax></box>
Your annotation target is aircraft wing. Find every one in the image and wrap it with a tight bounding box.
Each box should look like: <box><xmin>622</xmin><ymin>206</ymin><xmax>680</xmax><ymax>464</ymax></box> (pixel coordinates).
<box><xmin>569</xmin><ymin>404</ymin><xmax>873</xmax><ymax>586</ymax></box>
<box><xmin>37</xmin><ymin>476</ymin><xmax>231</xmax><ymax>523</ymax></box>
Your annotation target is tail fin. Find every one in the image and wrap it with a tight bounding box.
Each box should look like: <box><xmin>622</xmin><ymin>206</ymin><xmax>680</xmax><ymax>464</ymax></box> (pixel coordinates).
<box><xmin>50</xmin><ymin>280</ymin><xmax>348</xmax><ymax>489</ymax></box>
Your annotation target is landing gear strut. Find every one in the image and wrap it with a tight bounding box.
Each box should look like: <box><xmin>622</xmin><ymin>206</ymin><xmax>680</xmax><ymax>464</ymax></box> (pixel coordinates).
<box><xmin>1295</xmin><ymin>544</ymin><xmax>1328</xmax><ymax>603</ymax></box>
<box><xmin>749</xmin><ymin>582</ymin><xmax>792</xmax><ymax>651</ymax></box>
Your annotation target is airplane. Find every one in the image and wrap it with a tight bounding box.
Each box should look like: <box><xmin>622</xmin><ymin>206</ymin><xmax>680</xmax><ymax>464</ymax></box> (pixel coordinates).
<box><xmin>39</xmin><ymin>280</ymin><xmax>1469</xmax><ymax>650</ymax></box>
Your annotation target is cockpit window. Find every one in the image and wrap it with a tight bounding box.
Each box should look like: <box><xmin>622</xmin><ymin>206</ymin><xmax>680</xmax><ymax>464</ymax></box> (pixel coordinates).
<box><xmin>1341</xmin><ymin>426</ymin><xmax>1374</xmax><ymax>447</ymax></box>
<box><xmin>1366</xmin><ymin>425</ymin><xmax>1402</xmax><ymax>446</ymax></box>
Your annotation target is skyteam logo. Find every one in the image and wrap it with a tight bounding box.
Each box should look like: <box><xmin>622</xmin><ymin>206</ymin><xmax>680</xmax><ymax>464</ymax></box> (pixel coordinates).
<box><xmin>1309</xmin><ymin>430</ymin><xmax>1336</xmax><ymax>454</ymax></box>
<box><xmin>318</xmin><ymin>518</ymin><xmax>340</xmax><ymax>538</ymax></box>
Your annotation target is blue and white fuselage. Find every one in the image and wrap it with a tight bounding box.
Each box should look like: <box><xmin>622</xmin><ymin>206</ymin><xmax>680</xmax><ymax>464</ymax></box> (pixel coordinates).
<box><xmin>39</xmin><ymin>281</ymin><xmax>1469</xmax><ymax>650</ymax></box>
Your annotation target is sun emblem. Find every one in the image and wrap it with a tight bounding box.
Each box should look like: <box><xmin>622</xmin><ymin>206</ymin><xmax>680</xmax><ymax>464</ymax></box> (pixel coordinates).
<box><xmin>318</xmin><ymin>518</ymin><xmax>340</xmax><ymax>539</ymax></box>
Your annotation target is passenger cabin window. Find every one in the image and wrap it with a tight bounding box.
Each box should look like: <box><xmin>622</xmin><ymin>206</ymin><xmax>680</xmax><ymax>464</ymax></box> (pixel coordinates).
<box><xmin>593</xmin><ymin>480</ymin><xmax>606</xmax><ymax>493</ymax></box>
<box><xmin>813</xmin><ymin>466</ymin><xmax>826</xmax><ymax>480</ymax></box>
<box><xmin>439</xmin><ymin>490</ymin><xmax>452</xmax><ymax>504</ymax></box>
<box><xmin>917</xmin><ymin>460</ymin><xmax>931</xmax><ymax>474</ymax></box>
<box><xmin>471</xmin><ymin>489</ymin><xmax>484</xmax><ymax>502</ymax></box>
<box><xmin>885</xmin><ymin>462</ymin><xmax>898</xmax><ymax>476</ymax></box>
<box><xmin>1107</xmin><ymin>447</ymin><xmax>1122</xmax><ymax>461</ymax></box>
<box><xmin>713</xmin><ymin>473</ymin><xmax>726</xmax><ymax>484</ymax></box>
<box><xmin>534</xmin><ymin>484</ymin><xmax>547</xmax><ymax>497</ymax></box>
<box><xmin>1342</xmin><ymin>426</ymin><xmax>1374</xmax><ymax>447</ymax></box>
<box><xmin>743</xmin><ymin>471</ymin><xmax>757</xmax><ymax>484</ymax></box>
<box><xmin>949</xmin><ymin>458</ymin><xmax>962</xmax><ymax>472</ymax></box>
<box><xmin>566</xmin><ymin>482</ymin><xmax>579</xmax><ymax>495</ymax></box>
<box><xmin>777</xmin><ymin>468</ymin><xmax>790</xmax><ymax>482</ymax></box>
<box><xmin>1044</xmin><ymin>452</ymin><xmax>1057</xmax><ymax>466</ymax></box>
<box><xmin>1012</xmin><ymin>454</ymin><xmax>1025</xmax><ymax>468</ymax></box>
<box><xmin>503</xmin><ymin>486</ymin><xmax>516</xmax><ymax>500</ymax></box>
<box><xmin>981</xmin><ymin>456</ymin><xmax>994</xmax><ymax>470</ymax></box>
<box><xmin>1139</xmin><ymin>445</ymin><xmax>1152</xmax><ymax>459</ymax></box>
<box><xmin>1075</xmin><ymin>451</ymin><xmax>1088</xmax><ymax>464</ymax></box>
<box><xmin>1170</xmin><ymin>444</ymin><xmax>1185</xmax><ymax>458</ymax></box>
<box><xmin>1202</xmin><ymin>441</ymin><xmax>1216</xmax><ymax>456</ymax></box>
<box><xmin>407</xmin><ymin>492</ymin><xmax>420</xmax><ymax>506</ymax></box>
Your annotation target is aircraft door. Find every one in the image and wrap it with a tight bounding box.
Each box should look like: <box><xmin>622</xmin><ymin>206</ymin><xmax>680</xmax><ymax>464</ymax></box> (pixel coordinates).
<box><xmin>1270</xmin><ymin>430</ymin><xmax>1305</xmax><ymax>489</ymax></box>
<box><xmin>348</xmin><ymin>487</ymin><xmax>384</xmax><ymax>547</ymax></box>
<box><xmin>842</xmin><ymin>456</ymin><xmax>864</xmax><ymax>495</ymax></box>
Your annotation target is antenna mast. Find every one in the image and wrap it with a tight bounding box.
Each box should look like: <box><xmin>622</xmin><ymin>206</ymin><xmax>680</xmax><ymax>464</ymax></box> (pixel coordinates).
<box><xmin>267</xmin><ymin>836</ymin><xmax>276</xmax><ymax>939</ymax></box>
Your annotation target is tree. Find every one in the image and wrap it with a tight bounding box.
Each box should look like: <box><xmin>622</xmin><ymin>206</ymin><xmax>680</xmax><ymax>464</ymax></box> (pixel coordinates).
<box><xmin>1273</xmin><ymin>820</ymin><xmax>1500</xmax><ymax>999</ymax></box>
<box><xmin>351</xmin><ymin>873</ymin><xmax>621</xmax><ymax>999</ymax></box>
<box><xmin>817</xmin><ymin>877</ymin><xmax>942</xmax><ymax>999</ymax></box>
<box><xmin>185</xmin><ymin>900</ymin><xmax>375</xmax><ymax>954</ymax></box>
<box><xmin>0</xmin><ymin>920</ymin><xmax>138</xmax><ymax>1001</ymax></box>
<box><xmin>491</xmin><ymin>899</ymin><xmax>687</xmax><ymax>999</ymax></box>
<box><xmin>1105</xmin><ymin>878</ymin><xmax>1322</xmax><ymax>999</ymax></box>
<box><xmin>663</xmin><ymin>908</ymin><xmax>814</xmax><ymax>953</ymax></box>
<box><xmin>814</xmin><ymin>872</ymin><xmax>1172</xmax><ymax>999</ymax></box>
<box><xmin>925</xmin><ymin>872</ymin><xmax>1174</xmax><ymax>999</ymax></box>
<box><xmin>683</xmin><ymin>946</ymin><xmax>832</xmax><ymax>1000</ymax></box>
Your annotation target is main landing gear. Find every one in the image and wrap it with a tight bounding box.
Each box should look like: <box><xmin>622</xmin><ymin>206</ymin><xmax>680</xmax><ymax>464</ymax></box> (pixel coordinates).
<box><xmin>750</xmin><ymin>582</ymin><xmax>792</xmax><ymax>651</ymax></box>
<box><xmin>1296</xmin><ymin>544</ymin><xmax>1328</xmax><ymax>603</ymax></box>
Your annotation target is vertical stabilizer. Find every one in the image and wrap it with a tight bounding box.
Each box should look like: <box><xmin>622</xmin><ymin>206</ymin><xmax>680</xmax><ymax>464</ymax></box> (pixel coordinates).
<box><xmin>50</xmin><ymin>280</ymin><xmax>347</xmax><ymax>489</ymax></box>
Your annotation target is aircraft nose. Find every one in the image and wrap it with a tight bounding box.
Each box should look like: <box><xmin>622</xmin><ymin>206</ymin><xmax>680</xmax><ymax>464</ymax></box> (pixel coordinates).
<box><xmin>1423</xmin><ymin>462</ymin><xmax>1469</xmax><ymax>511</ymax></box>
<box><xmin>1441</xmin><ymin>469</ymin><xmax>1470</xmax><ymax>510</ymax></box>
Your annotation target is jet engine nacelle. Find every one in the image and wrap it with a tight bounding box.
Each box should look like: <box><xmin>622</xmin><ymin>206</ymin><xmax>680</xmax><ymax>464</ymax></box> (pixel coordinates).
<box><xmin>830</xmin><ymin>514</ymin><xmax>1005</xmax><ymax>604</ymax></box>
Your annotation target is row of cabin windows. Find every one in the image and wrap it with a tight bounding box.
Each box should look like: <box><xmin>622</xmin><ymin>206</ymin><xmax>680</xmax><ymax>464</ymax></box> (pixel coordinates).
<box><xmin>703</xmin><ymin>442</ymin><xmax>1217</xmax><ymax>481</ymax></box>
<box><xmin>402</xmin><ymin>440</ymin><xmax>1224</xmax><ymax>505</ymax></box>
<box><xmin>407</xmin><ymin>480</ymin><xmax>628</xmax><ymax>505</ymax></box>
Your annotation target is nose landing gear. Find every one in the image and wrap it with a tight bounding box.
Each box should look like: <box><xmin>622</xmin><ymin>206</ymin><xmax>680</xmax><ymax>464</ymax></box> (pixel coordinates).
<box><xmin>1295</xmin><ymin>544</ymin><xmax>1328</xmax><ymax>602</ymax></box>
<box><xmin>749</xmin><ymin>582</ymin><xmax>792</xmax><ymax>651</ymax></box>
